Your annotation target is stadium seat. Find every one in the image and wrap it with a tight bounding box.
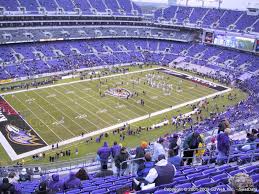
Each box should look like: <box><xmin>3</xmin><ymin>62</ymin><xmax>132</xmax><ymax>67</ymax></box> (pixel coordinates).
<box><xmin>193</xmin><ymin>178</ymin><xmax>216</xmax><ymax>188</ymax></box>
<box><xmin>211</xmin><ymin>173</ymin><xmax>229</xmax><ymax>184</ymax></box>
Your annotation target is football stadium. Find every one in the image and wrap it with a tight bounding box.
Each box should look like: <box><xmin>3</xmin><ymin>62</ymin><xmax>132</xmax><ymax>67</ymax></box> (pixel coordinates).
<box><xmin>0</xmin><ymin>0</ymin><xmax>258</xmax><ymax>193</ymax></box>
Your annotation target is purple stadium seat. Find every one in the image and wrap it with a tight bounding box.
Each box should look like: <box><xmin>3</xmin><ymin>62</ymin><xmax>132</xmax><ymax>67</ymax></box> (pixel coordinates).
<box><xmin>228</xmin><ymin>169</ymin><xmax>244</xmax><ymax>176</ymax></box>
<box><xmin>211</xmin><ymin>173</ymin><xmax>229</xmax><ymax>184</ymax></box>
<box><xmin>92</xmin><ymin>188</ymin><xmax>107</xmax><ymax>194</ymax></box>
<box><xmin>193</xmin><ymin>178</ymin><xmax>216</xmax><ymax>188</ymax></box>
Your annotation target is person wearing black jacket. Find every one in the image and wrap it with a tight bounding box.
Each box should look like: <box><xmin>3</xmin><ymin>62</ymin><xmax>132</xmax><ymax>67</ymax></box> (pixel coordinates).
<box><xmin>169</xmin><ymin>134</ymin><xmax>179</xmax><ymax>155</ymax></box>
<box><xmin>115</xmin><ymin>147</ymin><xmax>129</xmax><ymax>176</ymax></box>
<box><xmin>0</xmin><ymin>178</ymin><xmax>15</xmax><ymax>194</ymax></box>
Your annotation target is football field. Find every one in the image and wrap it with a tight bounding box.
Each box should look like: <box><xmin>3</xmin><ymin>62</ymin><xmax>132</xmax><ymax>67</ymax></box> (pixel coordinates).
<box><xmin>3</xmin><ymin>67</ymin><xmax>220</xmax><ymax>146</ymax></box>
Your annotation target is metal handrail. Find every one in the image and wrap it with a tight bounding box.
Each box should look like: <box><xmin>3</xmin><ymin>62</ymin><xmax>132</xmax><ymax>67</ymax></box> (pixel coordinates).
<box><xmin>1</xmin><ymin>142</ymin><xmax>258</xmax><ymax>176</ymax></box>
<box><xmin>119</xmin><ymin>157</ymin><xmax>145</xmax><ymax>176</ymax></box>
<box><xmin>117</xmin><ymin>141</ymin><xmax>259</xmax><ymax>176</ymax></box>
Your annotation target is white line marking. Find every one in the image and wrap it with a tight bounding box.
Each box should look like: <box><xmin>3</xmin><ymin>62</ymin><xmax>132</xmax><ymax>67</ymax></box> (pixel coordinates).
<box><xmin>3</xmin><ymin>87</ymin><xmax>231</xmax><ymax>161</ymax></box>
<box><xmin>0</xmin><ymin>68</ymin><xmax>232</xmax><ymax>161</ymax></box>
<box><xmin>0</xmin><ymin>67</ymin><xmax>160</xmax><ymax>96</ymax></box>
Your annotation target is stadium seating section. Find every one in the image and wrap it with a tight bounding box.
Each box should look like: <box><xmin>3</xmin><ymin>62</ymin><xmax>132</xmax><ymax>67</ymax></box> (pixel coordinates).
<box><xmin>5</xmin><ymin>164</ymin><xmax>258</xmax><ymax>194</ymax></box>
<box><xmin>0</xmin><ymin>0</ymin><xmax>259</xmax><ymax>193</ymax></box>
<box><xmin>0</xmin><ymin>0</ymin><xmax>142</xmax><ymax>16</ymax></box>
<box><xmin>154</xmin><ymin>6</ymin><xmax>259</xmax><ymax>33</ymax></box>
<box><xmin>0</xmin><ymin>39</ymin><xmax>258</xmax><ymax>80</ymax></box>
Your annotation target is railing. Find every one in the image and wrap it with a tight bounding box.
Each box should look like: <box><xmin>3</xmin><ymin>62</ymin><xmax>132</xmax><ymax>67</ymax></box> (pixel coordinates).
<box><xmin>117</xmin><ymin>142</ymin><xmax>258</xmax><ymax>176</ymax></box>
<box><xmin>2</xmin><ymin>153</ymin><xmax>97</xmax><ymax>175</ymax></box>
<box><xmin>119</xmin><ymin>157</ymin><xmax>145</xmax><ymax>176</ymax></box>
<box><xmin>1</xmin><ymin>142</ymin><xmax>258</xmax><ymax>177</ymax></box>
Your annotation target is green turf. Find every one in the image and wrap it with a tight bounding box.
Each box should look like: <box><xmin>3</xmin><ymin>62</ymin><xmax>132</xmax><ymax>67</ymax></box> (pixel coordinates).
<box><xmin>20</xmin><ymin>88</ymin><xmax>247</xmax><ymax>165</ymax></box>
<box><xmin>4</xmin><ymin>68</ymin><xmax>216</xmax><ymax>144</ymax></box>
<box><xmin>0</xmin><ymin>66</ymin><xmax>248</xmax><ymax>165</ymax></box>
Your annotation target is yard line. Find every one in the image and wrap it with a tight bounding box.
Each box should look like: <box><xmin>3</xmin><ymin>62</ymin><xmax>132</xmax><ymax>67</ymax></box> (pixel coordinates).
<box><xmin>1</xmin><ymin>67</ymin><xmax>161</xmax><ymax>96</ymax></box>
<box><xmin>70</xmin><ymin>85</ymin><xmax>139</xmax><ymax>121</ymax></box>
<box><xmin>94</xmin><ymin>74</ymin><xmax>162</xmax><ymax>112</ymax></box>
<box><xmin>8</xmin><ymin>87</ymin><xmax>231</xmax><ymax>161</ymax></box>
<box><xmin>49</xmin><ymin>86</ymin><xmax>108</xmax><ymax>129</ymax></box>
<box><xmin>37</xmin><ymin>89</ymin><xmax>92</xmax><ymax>133</ymax></box>
<box><xmin>74</xmin><ymin>82</ymin><xmax>147</xmax><ymax>118</ymax></box>
<box><xmin>2</xmin><ymin>96</ymin><xmax>48</xmax><ymax>146</ymax></box>
<box><xmin>128</xmin><ymin>72</ymin><xmax>213</xmax><ymax>105</ymax></box>
<box><xmin>12</xmin><ymin>95</ymin><xmax>63</xmax><ymax>141</ymax></box>
<box><xmin>120</xmin><ymin>74</ymin><xmax>180</xmax><ymax>108</ymax></box>
<box><xmin>119</xmin><ymin>71</ymin><xmax>194</xmax><ymax>105</ymax></box>
<box><xmin>77</xmin><ymin>79</ymin><xmax>155</xmax><ymax>115</ymax></box>
<box><xmin>31</xmin><ymin>90</ymin><xmax>89</xmax><ymax>134</ymax></box>
<box><xmin>168</xmin><ymin>75</ymin><xmax>215</xmax><ymax>96</ymax></box>
<box><xmin>24</xmin><ymin>92</ymin><xmax>76</xmax><ymax>137</ymax></box>
<box><xmin>116</xmin><ymin>74</ymin><xmax>170</xmax><ymax>110</ymax></box>
<box><xmin>116</xmin><ymin>73</ymin><xmax>187</xmax><ymax>108</ymax></box>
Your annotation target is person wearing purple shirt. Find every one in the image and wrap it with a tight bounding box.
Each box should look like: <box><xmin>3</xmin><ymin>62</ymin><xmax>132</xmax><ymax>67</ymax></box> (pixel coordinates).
<box><xmin>48</xmin><ymin>174</ymin><xmax>64</xmax><ymax>192</ymax></box>
<box><xmin>110</xmin><ymin>141</ymin><xmax>121</xmax><ymax>159</ymax></box>
<box><xmin>217</xmin><ymin>128</ymin><xmax>231</xmax><ymax>165</ymax></box>
<box><xmin>97</xmin><ymin>142</ymin><xmax>111</xmax><ymax>166</ymax></box>
<box><xmin>64</xmin><ymin>172</ymin><xmax>81</xmax><ymax>190</ymax></box>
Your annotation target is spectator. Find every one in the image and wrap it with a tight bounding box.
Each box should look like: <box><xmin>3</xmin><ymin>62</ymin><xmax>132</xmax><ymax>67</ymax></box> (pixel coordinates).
<box><xmin>183</xmin><ymin>131</ymin><xmax>203</xmax><ymax>165</ymax></box>
<box><xmin>8</xmin><ymin>172</ymin><xmax>21</xmax><ymax>193</ymax></box>
<box><xmin>64</xmin><ymin>172</ymin><xmax>81</xmax><ymax>190</ymax></box>
<box><xmin>75</xmin><ymin>168</ymin><xmax>89</xmax><ymax>181</ymax></box>
<box><xmin>242</xmin><ymin>129</ymin><xmax>258</xmax><ymax>151</ymax></box>
<box><xmin>133</xmin><ymin>154</ymin><xmax>176</xmax><ymax>191</ymax></box>
<box><xmin>97</xmin><ymin>142</ymin><xmax>111</xmax><ymax>167</ymax></box>
<box><xmin>95</xmin><ymin>164</ymin><xmax>113</xmax><ymax>178</ymax></box>
<box><xmin>228</xmin><ymin>173</ymin><xmax>255</xmax><ymax>194</ymax></box>
<box><xmin>137</xmin><ymin>153</ymin><xmax>155</xmax><ymax>178</ymax></box>
<box><xmin>35</xmin><ymin>182</ymin><xmax>52</xmax><ymax>194</ymax></box>
<box><xmin>110</xmin><ymin>141</ymin><xmax>121</xmax><ymax>159</ymax></box>
<box><xmin>209</xmin><ymin>137</ymin><xmax>217</xmax><ymax>157</ymax></box>
<box><xmin>153</xmin><ymin>138</ymin><xmax>166</xmax><ymax>162</ymax></box>
<box><xmin>168</xmin><ymin>149</ymin><xmax>183</xmax><ymax>169</ymax></box>
<box><xmin>134</xmin><ymin>141</ymin><xmax>148</xmax><ymax>173</ymax></box>
<box><xmin>48</xmin><ymin>174</ymin><xmax>64</xmax><ymax>192</ymax></box>
<box><xmin>217</xmin><ymin>128</ymin><xmax>231</xmax><ymax>165</ymax></box>
<box><xmin>19</xmin><ymin>168</ymin><xmax>31</xmax><ymax>182</ymax></box>
<box><xmin>195</xmin><ymin>134</ymin><xmax>205</xmax><ymax>163</ymax></box>
<box><xmin>115</xmin><ymin>147</ymin><xmax>129</xmax><ymax>176</ymax></box>
<box><xmin>218</xmin><ymin>118</ymin><xmax>230</xmax><ymax>134</ymax></box>
<box><xmin>0</xmin><ymin>178</ymin><xmax>15</xmax><ymax>193</ymax></box>
<box><xmin>169</xmin><ymin>134</ymin><xmax>180</xmax><ymax>155</ymax></box>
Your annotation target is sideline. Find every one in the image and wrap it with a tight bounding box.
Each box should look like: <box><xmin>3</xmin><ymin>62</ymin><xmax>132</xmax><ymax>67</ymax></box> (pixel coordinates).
<box><xmin>0</xmin><ymin>67</ymin><xmax>160</xmax><ymax>96</ymax></box>
<box><xmin>0</xmin><ymin>68</ymin><xmax>232</xmax><ymax>161</ymax></box>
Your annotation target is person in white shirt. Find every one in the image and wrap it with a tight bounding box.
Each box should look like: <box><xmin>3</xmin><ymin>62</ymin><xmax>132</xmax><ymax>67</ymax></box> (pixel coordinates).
<box><xmin>133</xmin><ymin>154</ymin><xmax>176</xmax><ymax>191</ymax></box>
<box><xmin>152</xmin><ymin>138</ymin><xmax>166</xmax><ymax>162</ymax></box>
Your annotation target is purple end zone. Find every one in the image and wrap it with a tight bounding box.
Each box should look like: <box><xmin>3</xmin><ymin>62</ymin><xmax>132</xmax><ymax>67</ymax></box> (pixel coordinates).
<box><xmin>0</xmin><ymin>96</ymin><xmax>47</xmax><ymax>155</ymax></box>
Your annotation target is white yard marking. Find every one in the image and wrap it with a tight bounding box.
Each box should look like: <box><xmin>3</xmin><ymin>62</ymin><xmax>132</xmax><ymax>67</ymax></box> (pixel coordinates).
<box><xmin>55</xmin><ymin>85</ymin><xmax>112</xmax><ymax>127</ymax></box>
<box><xmin>52</xmin><ymin>120</ymin><xmax>64</xmax><ymax>126</ymax></box>
<box><xmin>26</xmin><ymin>91</ymin><xmax>77</xmax><ymax>136</ymax></box>
<box><xmin>1</xmin><ymin>67</ymin><xmax>160</xmax><ymax>96</ymax></box>
<box><xmin>96</xmin><ymin>109</ymin><xmax>107</xmax><ymax>114</ymax></box>
<box><xmin>10</xmin><ymin>95</ymin><xmax>63</xmax><ymax>141</ymax></box>
<box><xmin>46</xmin><ymin>94</ymin><xmax>57</xmax><ymax>98</ymax></box>
<box><xmin>37</xmin><ymin>89</ymin><xmax>90</xmax><ymax>133</ymax></box>
<box><xmin>0</xmin><ymin>67</ymin><xmax>232</xmax><ymax>161</ymax></box>
<box><xmin>25</xmin><ymin>98</ymin><xmax>35</xmax><ymax>103</ymax></box>
<box><xmin>82</xmin><ymin>88</ymin><xmax>92</xmax><ymax>91</ymax></box>
<box><xmin>115</xmin><ymin>104</ymin><xmax>126</xmax><ymax>109</ymax></box>
<box><xmin>3</xmin><ymin>86</ymin><xmax>231</xmax><ymax>161</ymax></box>
<box><xmin>75</xmin><ymin>114</ymin><xmax>88</xmax><ymax>119</ymax></box>
<box><xmin>64</xmin><ymin>90</ymin><xmax>75</xmax><ymax>94</ymax></box>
